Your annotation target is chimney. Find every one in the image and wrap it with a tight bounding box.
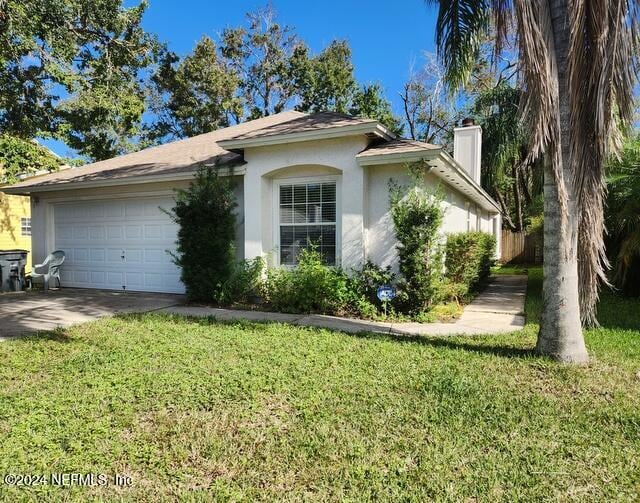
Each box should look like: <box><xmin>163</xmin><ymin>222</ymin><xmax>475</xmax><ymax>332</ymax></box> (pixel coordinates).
<box><xmin>453</xmin><ymin>119</ymin><xmax>482</xmax><ymax>185</ymax></box>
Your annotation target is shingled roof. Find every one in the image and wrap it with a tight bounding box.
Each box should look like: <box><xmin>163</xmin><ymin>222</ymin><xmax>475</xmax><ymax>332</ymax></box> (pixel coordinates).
<box><xmin>222</xmin><ymin>111</ymin><xmax>378</xmax><ymax>141</ymax></box>
<box><xmin>357</xmin><ymin>139</ymin><xmax>440</xmax><ymax>158</ymax></box>
<box><xmin>7</xmin><ymin>110</ymin><xmax>306</xmax><ymax>191</ymax></box>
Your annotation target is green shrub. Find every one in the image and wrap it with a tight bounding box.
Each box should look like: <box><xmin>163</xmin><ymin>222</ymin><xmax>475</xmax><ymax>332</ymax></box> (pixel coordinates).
<box><xmin>216</xmin><ymin>257</ymin><xmax>265</xmax><ymax>305</ymax></box>
<box><xmin>344</xmin><ymin>261</ymin><xmax>396</xmax><ymax>317</ymax></box>
<box><xmin>445</xmin><ymin>232</ymin><xmax>496</xmax><ymax>293</ymax></box>
<box><xmin>168</xmin><ymin>166</ymin><xmax>237</xmax><ymax>302</ymax></box>
<box><xmin>389</xmin><ymin>169</ymin><xmax>444</xmax><ymax>313</ymax></box>
<box><xmin>433</xmin><ymin>278</ymin><xmax>469</xmax><ymax>304</ymax></box>
<box><xmin>264</xmin><ymin>249</ymin><xmax>348</xmax><ymax>314</ymax></box>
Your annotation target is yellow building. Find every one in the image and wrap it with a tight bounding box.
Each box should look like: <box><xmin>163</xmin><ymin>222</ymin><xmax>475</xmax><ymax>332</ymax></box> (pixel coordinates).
<box><xmin>0</xmin><ymin>192</ymin><xmax>32</xmax><ymax>272</ymax></box>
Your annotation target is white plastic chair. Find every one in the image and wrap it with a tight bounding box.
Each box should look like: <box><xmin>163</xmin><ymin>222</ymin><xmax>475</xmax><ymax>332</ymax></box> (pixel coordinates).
<box><xmin>31</xmin><ymin>250</ymin><xmax>65</xmax><ymax>290</ymax></box>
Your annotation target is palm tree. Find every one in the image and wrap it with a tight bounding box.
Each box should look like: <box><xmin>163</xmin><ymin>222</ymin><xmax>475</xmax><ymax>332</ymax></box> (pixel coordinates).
<box><xmin>426</xmin><ymin>0</ymin><xmax>639</xmax><ymax>362</ymax></box>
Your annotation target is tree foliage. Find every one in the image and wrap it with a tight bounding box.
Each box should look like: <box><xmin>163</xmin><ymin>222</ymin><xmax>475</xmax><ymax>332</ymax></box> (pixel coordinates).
<box><xmin>149</xmin><ymin>5</ymin><xmax>402</xmax><ymax>138</ymax></box>
<box><xmin>0</xmin><ymin>135</ymin><xmax>62</xmax><ymax>184</ymax></box>
<box><xmin>605</xmin><ymin>134</ymin><xmax>640</xmax><ymax>296</ymax></box>
<box><xmin>0</xmin><ymin>0</ymin><xmax>160</xmax><ymax>160</ymax></box>
<box><xmin>350</xmin><ymin>84</ymin><xmax>403</xmax><ymax>136</ymax></box>
<box><xmin>291</xmin><ymin>40</ymin><xmax>357</xmax><ymax>114</ymax></box>
<box><xmin>147</xmin><ymin>36</ymin><xmax>242</xmax><ymax>142</ymax></box>
<box><xmin>471</xmin><ymin>82</ymin><xmax>542</xmax><ymax>232</ymax></box>
<box><xmin>220</xmin><ymin>5</ymin><xmax>298</xmax><ymax>120</ymax></box>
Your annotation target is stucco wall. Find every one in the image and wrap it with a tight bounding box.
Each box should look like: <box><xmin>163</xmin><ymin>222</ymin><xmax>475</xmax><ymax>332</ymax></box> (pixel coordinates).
<box><xmin>242</xmin><ymin>136</ymin><xmax>368</xmax><ymax>270</ymax></box>
<box><xmin>365</xmin><ymin>163</ymin><xmax>501</xmax><ymax>272</ymax></box>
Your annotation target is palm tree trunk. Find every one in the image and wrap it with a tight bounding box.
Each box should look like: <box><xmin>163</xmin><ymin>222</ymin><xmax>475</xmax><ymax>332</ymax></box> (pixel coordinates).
<box><xmin>536</xmin><ymin>0</ymin><xmax>588</xmax><ymax>363</ymax></box>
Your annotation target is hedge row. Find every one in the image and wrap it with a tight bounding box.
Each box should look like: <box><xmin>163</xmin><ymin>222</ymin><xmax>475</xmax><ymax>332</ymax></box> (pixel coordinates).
<box><xmin>445</xmin><ymin>232</ymin><xmax>496</xmax><ymax>293</ymax></box>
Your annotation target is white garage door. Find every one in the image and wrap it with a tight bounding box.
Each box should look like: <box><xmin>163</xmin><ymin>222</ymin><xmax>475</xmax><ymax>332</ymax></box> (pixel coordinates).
<box><xmin>54</xmin><ymin>197</ymin><xmax>184</xmax><ymax>293</ymax></box>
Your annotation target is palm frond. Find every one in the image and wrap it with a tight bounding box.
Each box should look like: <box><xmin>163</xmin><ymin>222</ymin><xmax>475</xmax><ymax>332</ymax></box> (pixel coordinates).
<box><xmin>568</xmin><ymin>0</ymin><xmax>640</xmax><ymax>325</ymax></box>
<box><xmin>426</xmin><ymin>0</ymin><xmax>491</xmax><ymax>89</ymax></box>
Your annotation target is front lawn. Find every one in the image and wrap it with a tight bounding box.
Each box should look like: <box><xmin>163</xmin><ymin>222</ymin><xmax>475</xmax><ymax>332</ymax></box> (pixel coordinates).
<box><xmin>1</xmin><ymin>268</ymin><xmax>639</xmax><ymax>501</ymax></box>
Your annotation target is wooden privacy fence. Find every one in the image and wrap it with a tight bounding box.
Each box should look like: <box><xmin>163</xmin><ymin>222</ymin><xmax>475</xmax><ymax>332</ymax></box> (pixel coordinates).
<box><xmin>501</xmin><ymin>230</ymin><xmax>542</xmax><ymax>264</ymax></box>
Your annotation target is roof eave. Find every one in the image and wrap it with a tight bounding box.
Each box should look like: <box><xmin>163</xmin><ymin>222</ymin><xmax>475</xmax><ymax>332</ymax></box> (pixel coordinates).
<box><xmin>430</xmin><ymin>152</ymin><xmax>501</xmax><ymax>212</ymax></box>
<box><xmin>218</xmin><ymin>122</ymin><xmax>394</xmax><ymax>150</ymax></box>
<box><xmin>2</xmin><ymin>165</ymin><xmax>245</xmax><ymax>195</ymax></box>
<box><xmin>356</xmin><ymin>148</ymin><xmax>441</xmax><ymax>166</ymax></box>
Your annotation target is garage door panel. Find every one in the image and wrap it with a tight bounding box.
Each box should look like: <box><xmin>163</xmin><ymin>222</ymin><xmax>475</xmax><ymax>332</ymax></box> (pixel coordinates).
<box><xmin>73</xmin><ymin>248</ymin><xmax>89</xmax><ymax>263</ymax></box>
<box><xmin>90</xmin><ymin>249</ymin><xmax>105</xmax><ymax>262</ymax></box>
<box><xmin>54</xmin><ymin>198</ymin><xmax>183</xmax><ymax>293</ymax></box>
<box><xmin>144</xmin><ymin>224</ymin><xmax>163</xmax><ymax>239</ymax></box>
<box><xmin>125</xmin><ymin>201</ymin><xmax>144</xmax><ymax>217</ymax></box>
<box><xmin>124</xmin><ymin>249</ymin><xmax>143</xmax><ymax>263</ymax></box>
<box><xmin>107</xmin><ymin>272</ymin><xmax>124</xmax><ymax>287</ymax></box>
<box><xmin>89</xmin><ymin>226</ymin><xmax>105</xmax><ymax>240</ymax></box>
<box><xmin>106</xmin><ymin>249</ymin><xmax>122</xmax><ymax>263</ymax></box>
<box><xmin>73</xmin><ymin>226</ymin><xmax>88</xmax><ymax>240</ymax></box>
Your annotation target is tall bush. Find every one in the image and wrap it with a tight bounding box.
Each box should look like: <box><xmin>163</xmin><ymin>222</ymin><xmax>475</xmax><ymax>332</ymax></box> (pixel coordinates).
<box><xmin>389</xmin><ymin>167</ymin><xmax>444</xmax><ymax>313</ymax></box>
<box><xmin>168</xmin><ymin>166</ymin><xmax>237</xmax><ymax>302</ymax></box>
<box><xmin>445</xmin><ymin>232</ymin><xmax>496</xmax><ymax>293</ymax></box>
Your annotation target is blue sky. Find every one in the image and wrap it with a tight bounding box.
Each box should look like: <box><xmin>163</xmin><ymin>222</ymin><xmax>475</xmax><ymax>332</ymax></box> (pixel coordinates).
<box><xmin>45</xmin><ymin>0</ymin><xmax>440</xmax><ymax>157</ymax></box>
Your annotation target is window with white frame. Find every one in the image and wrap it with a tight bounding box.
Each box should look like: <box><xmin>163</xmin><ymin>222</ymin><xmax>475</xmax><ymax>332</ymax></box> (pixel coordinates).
<box><xmin>278</xmin><ymin>181</ymin><xmax>337</xmax><ymax>266</ymax></box>
<box><xmin>20</xmin><ymin>217</ymin><xmax>31</xmax><ymax>236</ymax></box>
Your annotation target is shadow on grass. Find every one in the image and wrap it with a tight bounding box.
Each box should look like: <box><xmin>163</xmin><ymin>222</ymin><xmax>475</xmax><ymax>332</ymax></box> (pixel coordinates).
<box><xmin>117</xmin><ymin>311</ymin><xmax>537</xmax><ymax>360</ymax></box>
<box><xmin>349</xmin><ymin>330</ymin><xmax>536</xmax><ymax>359</ymax></box>
<box><xmin>4</xmin><ymin>326</ymin><xmax>73</xmax><ymax>344</ymax></box>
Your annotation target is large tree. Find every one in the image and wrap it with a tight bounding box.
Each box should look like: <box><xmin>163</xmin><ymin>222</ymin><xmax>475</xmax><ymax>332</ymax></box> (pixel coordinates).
<box><xmin>0</xmin><ymin>135</ymin><xmax>62</xmax><ymax>184</ymax></box>
<box><xmin>350</xmin><ymin>84</ymin><xmax>404</xmax><ymax>136</ymax></box>
<box><xmin>0</xmin><ymin>0</ymin><xmax>159</xmax><ymax>160</ymax></box>
<box><xmin>291</xmin><ymin>40</ymin><xmax>357</xmax><ymax>114</ymax></box>
<box><xmin>219</xmin><ymin>5</ymin><xmax>298</xmax><ymax>120</ymax></box>
<box><xmin>427</xmin><ymin>0</ymin><xmax>639</xmax><ymax>362</ymax></box>
<box><xmin>149</xmin><ymin>6</ymin><xmax>402</xmax><ymax>137</ymax></box>
<box><xmin>147</xmin><ymin>36</ymin><xmax>242</xmax><ymax>142</ymax></box>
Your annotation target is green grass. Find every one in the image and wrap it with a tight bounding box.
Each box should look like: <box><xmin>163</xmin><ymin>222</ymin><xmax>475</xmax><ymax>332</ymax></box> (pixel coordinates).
<box><xmin>1</xmin><ymin>267</ymin><xmax>639</xmax><ymax>501</ymax></box>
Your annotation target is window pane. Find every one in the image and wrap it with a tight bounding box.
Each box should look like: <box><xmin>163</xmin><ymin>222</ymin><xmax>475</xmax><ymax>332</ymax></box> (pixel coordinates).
<box><xmin>293</xmin><ymin>185</ymin><xmax>306</xmax><ymax>204</ymax></box>
<box><xmin>280</xmin><ymin>185</ymin><xmax>293</xmax><ymax>205</ymax></box>
<box><xmin>308</xmin><ymin>225</ymin><xmax>322</xmax><ymax>245</ymax></box>
<box><xmin>280</xmin><ymin>246</ymin><xmax>294</xmax><ymax>265</ymax></box>
<box><xmin>280</xmin><ymin>205</ymin><xmax>293</xmax><ymax>224</ymax></box>
<box><xmin>321</xmin><ymin>225</ymin><xmax>336</xmax><ymax>245</ymax></box>
<box><xmin>308</xmin><ymin>203</ymin><xmax>322</xmax><ymax>223</ymax></box>
<box><xmin>293</xmin><ymin>204</ymin><xmax>307</xmax><ymax>223</ymax></box>
<box><xmin>280</xmin><ymin>227</ymin><xmax>294</xmax><ymax>246</ymax></box>
<box><xmin>279</xmin><ymin>182</ymin><xmax>337</xmax><ymax>266</ymax></box>
<box><xmin>308</xmin><ymin>184</ymin><xmax>321</xmax><ymax>203</ymax></box>
<box><xmin>20</xmin><ymin>217</ymin><xmax>31</xmax><ymax>237</ymax></box>
<box><xmin>293</xmin><ymin>226</ymin><xmax>308</xmax><ymax>247</ymax></box>
<box><xmin>321</xmin><ymin>183</ymin><xmax>336</xmax><ymax>202</ymax></box>
<box><xmin>321</xmin><ymin>203</ymin><xmax>336</xmax><ymax>223</ymax></box>
<box><xmin>321</xmin><ymin>246</ymin><xmax>336</xmax><ymax>266</ymax></box>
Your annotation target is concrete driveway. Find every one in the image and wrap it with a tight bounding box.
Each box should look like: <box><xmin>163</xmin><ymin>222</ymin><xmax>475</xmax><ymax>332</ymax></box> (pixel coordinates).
<box><xmin>0</xmin><ymin>288</ymin><xmax>185</xmax><ymax>340</ymax></box>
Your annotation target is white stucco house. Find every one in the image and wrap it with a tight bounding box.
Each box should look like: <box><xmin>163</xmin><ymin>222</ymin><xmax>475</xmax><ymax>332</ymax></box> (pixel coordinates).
<box><xmin>5</xmin><ymin>111</ymin><xmax>501</xmax><ymax>294</ymax></box>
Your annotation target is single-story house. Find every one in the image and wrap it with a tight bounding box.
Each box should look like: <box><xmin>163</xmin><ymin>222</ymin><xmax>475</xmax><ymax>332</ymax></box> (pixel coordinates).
<box><xmin>4</xmin><ymin>111</ymin><xmax>501</xmax><ymax>294</ymax></box>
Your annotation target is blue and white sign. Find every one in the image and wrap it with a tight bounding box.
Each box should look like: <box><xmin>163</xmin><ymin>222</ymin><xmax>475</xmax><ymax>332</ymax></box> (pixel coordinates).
<box><xmin>376</xmin><ymin>284</ymin><xmax>397</xmax><ymax>302</ymax></box>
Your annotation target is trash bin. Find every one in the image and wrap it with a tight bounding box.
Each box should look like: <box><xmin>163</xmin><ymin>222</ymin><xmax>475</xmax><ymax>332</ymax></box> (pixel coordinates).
<box><xmin>0</xmin><ymin>249</ymin><xmax>29</xmax><ymax>292</ymax></box>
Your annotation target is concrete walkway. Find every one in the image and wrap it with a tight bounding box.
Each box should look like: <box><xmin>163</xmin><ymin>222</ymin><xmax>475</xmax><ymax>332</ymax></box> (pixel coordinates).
<box><xmin>161</xmin><ymin>275</ymin><xmax>528</xmax><ymax>337</ymax></box>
